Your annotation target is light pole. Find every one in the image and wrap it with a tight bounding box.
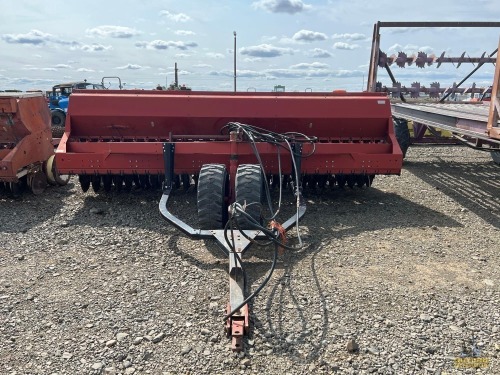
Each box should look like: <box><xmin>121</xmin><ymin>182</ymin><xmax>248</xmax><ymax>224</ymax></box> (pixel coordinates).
<box><xmin>233</xmin><ymin>31</ymin><xmax>237</xmax><ymax>92</ymax></box>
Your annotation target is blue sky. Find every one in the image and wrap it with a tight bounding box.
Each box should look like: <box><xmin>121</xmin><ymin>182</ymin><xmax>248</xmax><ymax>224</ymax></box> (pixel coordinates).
<box><xmin>1</xmin><ymin>0</ymin><xmax>499</xmax><ymax>92</ymax></box>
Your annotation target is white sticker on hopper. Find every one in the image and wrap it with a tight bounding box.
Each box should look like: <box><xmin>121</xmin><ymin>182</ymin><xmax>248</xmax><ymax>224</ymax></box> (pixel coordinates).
<box><xmin>377</xmin><ymin>100</ymin><xmax>385</xmax><ymax>104</ymax></box>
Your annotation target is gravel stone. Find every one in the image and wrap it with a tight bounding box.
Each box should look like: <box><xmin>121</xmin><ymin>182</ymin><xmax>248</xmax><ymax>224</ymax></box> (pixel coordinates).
<box><xmin>92</xmin><ymin>363</ymin><xmax>104</xmax><ymax>370</ymax></box>
<box><xmin>347</xmin><ymin>339</ymin><xmax>359</xmax><ymax>353</ymax></box>
<box><xmin>420</xmin><ymin>314</ymin><xmax>433</xmax><ymax>322</ymax></box>
<box><xmin>116</xmin><ymin>332</ymin><xmax>129</xmax><ymax>341</ymax></box>
<box><xmin>152</xmin><ymin>332</ymin><xmax>165</xmax><ymax>343</ymax></box>
<box><xmin>0</xmin><ymin>145</ymin><xmax>499</xmax><ymax>374</ymax></box>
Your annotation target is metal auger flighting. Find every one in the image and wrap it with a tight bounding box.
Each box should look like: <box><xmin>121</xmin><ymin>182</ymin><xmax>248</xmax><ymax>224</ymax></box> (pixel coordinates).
<box><xmin>378</xmin><ymin>50</ymin><xmax>497</xmax><ymax>69</ymax></box>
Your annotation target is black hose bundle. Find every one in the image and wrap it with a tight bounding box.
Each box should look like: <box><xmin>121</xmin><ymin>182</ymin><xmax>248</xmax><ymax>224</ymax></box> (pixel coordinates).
<box><xmin>221</xmin><ymin>122</ymin><xmax>315</xmax><ymax>321</ymax></box>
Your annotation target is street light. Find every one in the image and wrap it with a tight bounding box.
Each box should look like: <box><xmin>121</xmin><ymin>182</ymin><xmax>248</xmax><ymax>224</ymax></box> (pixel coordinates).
<box><xmin>233</xmin><ymin>31</ymin><xmax>237</xmax><ymax>92</ymax></box>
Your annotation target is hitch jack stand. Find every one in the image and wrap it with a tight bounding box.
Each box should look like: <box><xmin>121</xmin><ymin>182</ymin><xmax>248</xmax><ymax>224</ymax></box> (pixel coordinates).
<box><xmin>213</xmin><ymin>230</ymin><xmax>258</xmax><ymax>350</ymax></box>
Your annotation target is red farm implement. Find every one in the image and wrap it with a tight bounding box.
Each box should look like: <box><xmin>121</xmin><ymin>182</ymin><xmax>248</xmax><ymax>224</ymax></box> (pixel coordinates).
<box><xmin>0</xmin><ymin>93</ymin><xmax>68</xmax><ymax>198</ymax></box>
<box><xmin>55</xmin><ymin>89</ymin><xmax>403</xmax><ymax>350</ymax></box>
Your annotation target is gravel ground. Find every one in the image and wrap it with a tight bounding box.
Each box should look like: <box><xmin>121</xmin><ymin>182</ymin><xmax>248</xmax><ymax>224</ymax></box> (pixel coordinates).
<box><xmin>1</xmin><ymin>145</ymin><xmax>499</xmax><ymax>375</ymax></box>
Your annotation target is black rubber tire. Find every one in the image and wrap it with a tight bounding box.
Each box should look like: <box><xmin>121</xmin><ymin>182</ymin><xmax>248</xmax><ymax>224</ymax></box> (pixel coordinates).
<box><xmin>393</xmin><ymin>117</ymin><xmax>411</xmax><ymax>158</ymax></box>
<box><xmin>492</xmin><ymin>151</ymin><xmax>500</xmax><ymax>165</ymax></box>
<box><xmin>197</xmin><ymin>164</ymin><xmax>228</xmax><ymax>229</ymax></box>
<box><xmin>235</xmin><ymin>164</ymin><xmax>264</xmax><ymax>229</ymax></box>
<box><xmin>51</xmin><ymin>111</ymin><xmax>66</xmax><ymax>138</ymax></box>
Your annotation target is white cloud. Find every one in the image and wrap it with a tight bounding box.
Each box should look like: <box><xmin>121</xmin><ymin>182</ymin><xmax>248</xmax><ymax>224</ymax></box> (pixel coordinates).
<box><xmin>310</xmin><ymin>48</ymin><xmax>332</xmax><ymax>58</ymax></box>
<box><xmin>159</xmin><ymin>10</ymin><xmax>191</xmax><ymax>22</ymax></box>
<box><xmin>193</xmin><ymin>64</ymin><xmax>212</xmax><ymax>68</ymax></box>
<box><xmin>244</xmin><ymin>57</ymin><xmax>263</xmax><ymax>62</ymax></box>
<box><xmin>334</xmin><ymin>70</ymin><xmax>364</xmax><ymax>78</ymax></box>
<box><xmin>388</xmin><ymin>43</ymin><xmax>404</xmax><ymax>52</ymax></box>
<box><xmin>333</xmin><ymin>42</ymin><xmax>360</xmax><ymax>50</ymax></box>
<box><xmin>210</xmin><ymin>70</ymin><xmax>267</xmax><ymax>78</ymax></box>
<box><xmin>174</xmin><ymin>30</ymin><xmax>196</xmax><ymax>36</ymax></box>
<box><xmin>1</xmin><ymin>29</ymin><xmax>77</xmax><ymax>46</ymax></box>
<box><xmin>85</xmin><ymin>25</ymin><xmax>141</xmax><ymax>38</ymax></box>
<box><xmin>206</xmin><ymin>52</ymin><xmax>225</xmax><ymax>59</ymax></box>
<box><xmin>115</xmin><ymin>64</ymin><xmax>144</xmax><ymax>70</ymax></box>
<box><xmin>290</xmin><ymin>62</ymin><xmax>330</xmax><ymax>69</ymax></box>
<box><xmin>386</xmin><ymin>44</ymin><xmax>434</xmax><ymax>54</ymax></box>
<box><xmin>419</xmin><ymin>46</ymin><xmax>434</xmax><ymax>53</ymax></box>
<box><xmin>79</xmin><ymin>44</ymin><xmax>112</xmax><ymax>52</ymax></box>
<box><xmin>332</xmin><ymin>33</ymin><xmax>366</xmax><ymax>41</ymax></box>
<box><xmin>240</xmin><ymin>44</ymin><xmax>294</xmax><ymax>57</ymax></box>
<box><xmin>252</xmin><ymin>0</ymin><xmax>312</xmax><ymax>14</ymax></box>
<box><xmin>135</xmin><ymin>40</ymin><xmax>197</xmax><ymax>50</ymax></box>
<box><xmin>2</xmin><ymin>29</ymin><xmax>52</xmax><ymax>45</ymax></box>
<box><xmin>54</xmin><ymin>64</ymin><xmax>72</xmax><ymax>69</ymax></box>
<box><xmin>77</xmin><ymin>68</ymin><xmax>95</xmax><ymax>72</ymax></box>
<box><xmin>292</xmin><ymin>30</ymin><xmax>327</xmax><ymax>42</ymax></box>
<box><xmin>389</xmin><ymin>27</ymin><xmax>426</xmax><ymax>34</ymax></box>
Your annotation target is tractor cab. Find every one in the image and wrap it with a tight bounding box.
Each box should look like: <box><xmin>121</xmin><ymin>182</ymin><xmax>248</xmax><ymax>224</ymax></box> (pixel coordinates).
<box><xmin>48</xmin><ymin>80</ymin><xmax>105</xmax><ymax>136</ymax></box>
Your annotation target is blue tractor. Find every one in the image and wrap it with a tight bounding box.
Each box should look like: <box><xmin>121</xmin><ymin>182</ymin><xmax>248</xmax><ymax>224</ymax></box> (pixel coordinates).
<box><xmin>48</xmin><ymin>81</ymin><xmax>105</xmax><ymax>136</ymax></box>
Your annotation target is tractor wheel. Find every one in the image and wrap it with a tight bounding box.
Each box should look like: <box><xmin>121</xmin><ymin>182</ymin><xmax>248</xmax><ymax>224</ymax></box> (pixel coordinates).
<box><xmin>197</xmin><ymin>164</ymin><xmax>229</xmax><ymax>229</ymax></box>
<box><xmin>235</xmin><ymin>164</ymin><xmax>264</xmax><ymax>229</ymax></box>
<box><xmin>50</xmin><ymin>155</ymin><xmax>70</xmax><ymax>186</ymax></box>
<box><xmin>393</xmin><ymin>117</ymin><xmax>411</xmax><ymax>158</ymax></box>
<box><xmin>44</xmin><ymin>155</ymin><xmax>57</xmax><ymax>186</ymax></box>
<box><xmin>51</xmin><ymin>111</ymin><xmax>66</xmax><ymax>138</ymax></box>
<box><xmin>492</xmin><ymin>151</ymin><xmax>500</xmax><ymax>165</ymax></box>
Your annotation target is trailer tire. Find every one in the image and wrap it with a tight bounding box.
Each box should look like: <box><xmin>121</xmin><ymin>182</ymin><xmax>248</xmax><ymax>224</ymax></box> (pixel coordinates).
<box><xmin>393</xmin><ymin>117</ymin><xmax>410</xmax><ymax>158</ymax></box>
<box><xmin>492</xmin><ymin>151</ymin><xmax>500</xmax><ymax>165</ymax></box>
<box><xmin>51</xmin><ymin>111</ymin><xmax>66</xmax><ymax>138</ymax></box>
<box><xmin>235</xmin><ymin>164</ymin><xmax>264</xmax><ymax>229</ymax></box>
<box><xmin>197</xmin><ymin>164</ymin><xmax>228</xmax><ymax>229</ymax></box>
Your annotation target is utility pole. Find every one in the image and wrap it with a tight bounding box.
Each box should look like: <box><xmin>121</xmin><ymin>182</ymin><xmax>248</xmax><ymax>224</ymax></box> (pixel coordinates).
<box><xmin>174</xmin><ymin>62</ymin><xmax>179</xmax><ymax>88</ymax></box>
<box><xmin>233</xmin><ymin>31</ymin><xmax>237</xmax><ymax>92</ymax></box>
